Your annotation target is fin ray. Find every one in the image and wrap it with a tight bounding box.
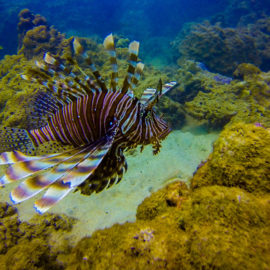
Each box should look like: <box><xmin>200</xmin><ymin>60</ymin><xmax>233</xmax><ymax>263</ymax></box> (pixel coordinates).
<box><xmin>103</xmin><ymin>34</ymin><xmax>118</xmax><ymax>91</ymax></box>
<box><xmin>34</xmin><ymin>130</ymin><xmax>116</xmax><ymax>213</ymax></box>
<box><xmin>122</xmin><ymin>40</ymin><xmax>140</xmax><ymax>94</ymax></box>
<box><xmin>7</xmin><ymin>128</ymin><xmax>116</xmax><ymax>213</ymax></box>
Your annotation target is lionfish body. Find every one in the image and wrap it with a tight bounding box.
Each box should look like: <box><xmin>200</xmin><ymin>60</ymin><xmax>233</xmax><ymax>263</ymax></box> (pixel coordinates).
<box><xmin>0</xmin><ymin>34</ymin><xmax>177</xmax><ymax>213</ymax></box>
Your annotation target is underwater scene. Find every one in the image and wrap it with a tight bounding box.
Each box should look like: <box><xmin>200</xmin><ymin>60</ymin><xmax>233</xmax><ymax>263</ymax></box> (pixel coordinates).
<box><xmin>0</xmin><ymin>0</ymin><xmax>270</xmax><ymax>269</ymax></box>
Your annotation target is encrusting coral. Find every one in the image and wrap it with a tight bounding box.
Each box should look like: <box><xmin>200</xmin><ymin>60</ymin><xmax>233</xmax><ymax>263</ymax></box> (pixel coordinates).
<box><xmin>177</xmin><ymin>16</ymin><xmax>270</xmax><ymax>76</ymax></box>
<box><xmin>0</xmin><ymin>202</ymin><xmax>75</xmax><ymax>270</ymax></box>
<box><xmin>183</xmin><ymin>63</ymin><xmax>270</xmax><ymax>128</ymax></box>
<box><xmin>58</xmin><ymin>182</ymin><xmax>270</xmax><ymax>270</ymax></box>
<box><xmin>17</xmin><ymin>9</ymin><xmax>67</xmax><ymax>59</ymax></box>
<box><xmin>191</xmin><ymin>122</ymin><xmax>270</xmax><ymax>194</ymax></box>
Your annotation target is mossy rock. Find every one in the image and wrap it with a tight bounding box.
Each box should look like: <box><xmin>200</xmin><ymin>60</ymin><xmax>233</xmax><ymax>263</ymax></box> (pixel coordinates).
<box><xmin>0</xmin><ymin>239</ymin><xmax>61</xmax><ymax>270</ymax></box>
<box><xmin>191</xmin><ymin>123</ymin><xmax>270</xmax><ymax>193</ymax></box>
<box><xmin>184</xmin><ymin>65</ymin><xmax>270</xmax><ymax>128</ymax></box>
<box><xmin>177</xmin><ymin>185</ymin><xmax>270</xmax><ymax>270</ymax></box>
<box><xmin>0</xmin><ymin>55</ymin><xmax>41</xmax><ymax>128</ymax></box>
<box><xmin>60</xmin><ymin>183</ymin><xmax>270</xmax><ymax>270</ymax></box>
<box><xmin>136</xmin><ymin>181</ymin><xmax>189</xmax><ymax>220</ymax></box>
<box><xmin>0</xmin><ymin>202</ymin><xmax>74</xmax><ymax>269</ymax></box>
<box><xmin>233</xmin><ymin>63</ymin><xmax>261</xmax><ymax>80</ymax></box>
<box><xmin>61</xmin><ymin>213</ymin><xmax>189</xmax><ymax>270</ymax></box>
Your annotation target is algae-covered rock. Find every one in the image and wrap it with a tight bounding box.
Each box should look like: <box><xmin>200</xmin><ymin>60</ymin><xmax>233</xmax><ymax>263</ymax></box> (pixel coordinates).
<box><xmin>61</xmin><ymin>211</ymin><xmax>189</xmax><ymax>270</ymax></box>
<box><xmin>177</xmin><ymin>17</ymin><xmax>270</xmax><ymax>76</ymax></box>
<box><xmin>233</xmin><ymin>63</ymin><xmax>270</xmax><ymax>108</ymax></box>
<box><xmin>184</xmin><ymin>64</ymin><xmax>270</xmax><ymax>128</ymax></box>
<box><xmin>17</xmin><ymin>9</ymin><xmax>67</xmax><ymax>60</ymax></box>
<box><xmin>136</xmin><ymin>181</ymin><xmax>189</xmax><ymax>220</ymax></box>
<box><xmin>191</xmin><ymin>123</ymin><xmax>270</xmax><ymax>193</ymax></box>
<box><xmin>0</xmin><ymin>202</ymin><xmax>75</xmax><ymax>270</ymax></box>
<box><xmin>0</xmin><ymin>54</ymin><xmax>41</xmax><ymax>128</ymax></box>
<box><xmin>60</xmin><ymin>182</ymin><xmax>270</xmax><ymax>270</ymax></box>
<box><xmin>17</xmin><ymin>9</ymin><xmax>48</xmax><ymax>50</ymax></box>
<box><xmin>0</xmin><ymin>203</ymin><xmax>21</xmax><ymax>255</ymax></box>
<box><xmin>177</xmin><ymin>186</ymin><xmax>270</xmax><ymax>270</ymax></box>
<box><xmin>233</xmin><ymin>63</ymin><xmax>261</xmax><ymax>80</ymax></box>
<box><xmin>1</xmin><ymin>239</ymin><xmax>59</xmax><ymax>270</ymax></box>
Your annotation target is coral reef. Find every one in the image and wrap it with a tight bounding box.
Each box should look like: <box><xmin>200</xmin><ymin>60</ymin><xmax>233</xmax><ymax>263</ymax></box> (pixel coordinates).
<box><xmin>17</xmin><ymin>9</ymin><xmax>48</xmax><ymax>50</ymax></box>
<box><xmin>177</xmin><ymin>17</ymin><xmax>270</xmax><ymax>75</ymax></box>
<box><xmin>191</xmin><ymin>122</ymin><xmax>270</xmax><ymax>193</ymax></box>
<box><xmin>183</xmin><ymin>63</ymin><xmax>270</xmax><ymax>128</ymax></box>
<box><xmin>1</xmin><ymin>9</ymin><xmax>269</xmax><ymax>268</ymax></box>
<box><xmin>210</xmin><ymin>0</ymin><xmax>270</xmax><ymax>27</ymax></box>
<box><xmin>0</xmin><ymin>54</ymin><xmax>41</xmax><ymax>128</ymax></box>
<box><xmin>0</xmin><ymin>202</ymin><xmax>75</xmax><ymax>270</ymax></box>
<box><xmin>17</xmin><ymin>9</ymin><xmax>67</xmax><ymax>59</ymax></box>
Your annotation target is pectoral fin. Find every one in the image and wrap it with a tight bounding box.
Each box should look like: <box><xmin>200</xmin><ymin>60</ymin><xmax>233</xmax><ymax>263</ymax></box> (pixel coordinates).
<box><xmin>1</xmin><ymin>128</ymin><xmax>116</xmax><ymax>214</ymax></box>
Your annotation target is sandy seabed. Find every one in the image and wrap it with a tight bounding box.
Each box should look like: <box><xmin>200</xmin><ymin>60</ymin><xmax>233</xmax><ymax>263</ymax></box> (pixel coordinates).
<box><xmin>0</xmin><ymin>129</ymin><xmax>218</xmax><ymax>243</ymax></box>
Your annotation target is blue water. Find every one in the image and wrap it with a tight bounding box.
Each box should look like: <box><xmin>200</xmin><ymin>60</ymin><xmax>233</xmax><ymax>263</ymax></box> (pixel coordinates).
<box><xmin>1</xmin><ymin>0</ymin><xmax>268</xmax><ymax>65</ymax></box>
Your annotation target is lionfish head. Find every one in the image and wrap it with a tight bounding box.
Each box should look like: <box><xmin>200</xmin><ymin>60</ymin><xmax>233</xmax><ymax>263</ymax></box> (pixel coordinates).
<box><xmin>140</xmin><ymin>107</ymin><xmax>170</xmax><ymax>155</ymax></box>
<box><xmin>140</xmin><ymin>80</ymin><xmax>177</xmax><ymax>148</ymax></box>
<box><xmin>150</xmin><ymin>110</ymin><xmax>171</xmax><ymax>140</ymax></box>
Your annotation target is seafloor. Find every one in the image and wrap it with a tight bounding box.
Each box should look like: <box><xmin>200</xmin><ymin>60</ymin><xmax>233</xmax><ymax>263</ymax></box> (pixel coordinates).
<box><xmin>0</xmin><ymin>6</ymin><xmax>270</xmax><ymax>270</ymax></box>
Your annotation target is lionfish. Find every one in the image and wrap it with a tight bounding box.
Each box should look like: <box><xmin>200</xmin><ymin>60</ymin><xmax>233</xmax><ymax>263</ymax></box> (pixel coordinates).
<box><xmin>0</xmin><ymin>34</ymin><xmax>177</xmax><ymax>213</ymax></box>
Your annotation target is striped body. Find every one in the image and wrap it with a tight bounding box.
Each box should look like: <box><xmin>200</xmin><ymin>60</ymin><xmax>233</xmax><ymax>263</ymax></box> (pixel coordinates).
<box><xmin>29</xmin><ymin>89</ymin><xmax>170</xmax><ymax>150</ymax></box>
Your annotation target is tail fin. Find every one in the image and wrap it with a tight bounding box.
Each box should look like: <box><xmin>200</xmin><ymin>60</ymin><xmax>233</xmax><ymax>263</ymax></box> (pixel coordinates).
<box><xmin>0</xmin><ymin>127</ymin><xmax>35</xmax><ymax>154</ymax></box>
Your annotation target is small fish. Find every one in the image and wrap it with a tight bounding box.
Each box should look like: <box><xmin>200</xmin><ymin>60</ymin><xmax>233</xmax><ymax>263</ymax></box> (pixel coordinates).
<box><xmin>0</xmin><ymin>34</ymin><xmax>177</xmax><ymax>213</ymax></box>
